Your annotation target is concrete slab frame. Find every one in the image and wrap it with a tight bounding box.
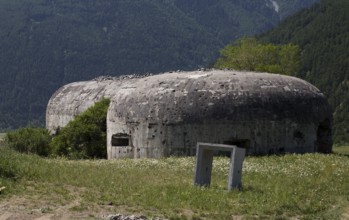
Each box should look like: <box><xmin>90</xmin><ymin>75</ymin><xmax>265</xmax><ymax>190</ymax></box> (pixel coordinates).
<box><xmin>194</xmin><ymin>142</ymin><xmax>246</xmax><ymax>191</ymax></box>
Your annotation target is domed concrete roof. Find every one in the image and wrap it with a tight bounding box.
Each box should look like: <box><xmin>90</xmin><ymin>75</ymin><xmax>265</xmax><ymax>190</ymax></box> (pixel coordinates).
<box><xmin>46</xmin><ymin>70</ymin><xmax>332</xmax><ymax>132</ymax></box>
<box><xmin>108</xmin><ymin>70</ymin><xmax>331</xmax><ymax>124</ymax></box>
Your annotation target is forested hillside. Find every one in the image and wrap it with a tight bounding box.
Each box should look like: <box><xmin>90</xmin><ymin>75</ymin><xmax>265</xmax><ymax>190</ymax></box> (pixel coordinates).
<box><xmin>259</xmin><ymin>0</ymin><xmax>349</xmax><ymax>143</ymax></box>
<box><xmin>0</xmin><ymin>0</ymin><xmax>319</xmax><ymax>130</ymax></box>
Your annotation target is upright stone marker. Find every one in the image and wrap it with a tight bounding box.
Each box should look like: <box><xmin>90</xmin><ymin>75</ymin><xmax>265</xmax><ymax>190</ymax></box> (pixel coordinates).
<box><xmin>228</xmin><ymin>146</ymin><xmax>245</xmax><ymax>190</ymax></box>
<box><xmin>194</xmin><ymin>142</ymin><xmax>246</xmax><ymax>191</ymax></box>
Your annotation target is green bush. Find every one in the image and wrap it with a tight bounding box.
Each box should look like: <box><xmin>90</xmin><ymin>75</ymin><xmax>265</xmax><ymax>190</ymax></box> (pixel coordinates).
<box><xmin>5</xmin><ymin>127</ymin><xmax>52</xmax><ymax>156</ymax></box>
<box><xmin>50</xmin><ymin>98</ymin><xmax>110</xmax><ymax>159</ymax></box>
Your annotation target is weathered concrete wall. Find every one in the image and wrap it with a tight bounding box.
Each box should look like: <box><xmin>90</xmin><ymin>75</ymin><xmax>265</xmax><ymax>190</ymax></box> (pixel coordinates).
<box><xmin>46</xmin><ymin>70</ymin><xmax>333</xmax><ymax>158</ymax></box>
<box><xmin>105</xmin><ymin>70</ymin><xmax>332</xmax><ymax>158</ymax></box>
<box><xmin>107</xmin><ymin>118</ymin><xmax>319</xmax><ymax>158</ymax></box>
<box><xmin>46</xmin><ymin>77</ymin><xmax>138</xmax><ymax>134</ymax></box>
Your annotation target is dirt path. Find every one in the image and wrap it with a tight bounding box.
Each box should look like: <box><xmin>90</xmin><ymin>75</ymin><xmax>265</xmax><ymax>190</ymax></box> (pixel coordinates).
<box><xmin>342</xmin><ymin>206</ymin><xmax>349</xmax><ymax>220</ymax></box>
<box><xmin>0</xmin><ymin>193</ymin><xmax>157</xmax><ymax>220</ymax></box>
<box><xmin>0</xmin><ymin>196</ymin><xmax>114</xmax><ymax>220</ymax></box>
<box><xmin>0</xmin><ymin>182</ymin><xmax>158</xmax><ymax>220</ymax></box>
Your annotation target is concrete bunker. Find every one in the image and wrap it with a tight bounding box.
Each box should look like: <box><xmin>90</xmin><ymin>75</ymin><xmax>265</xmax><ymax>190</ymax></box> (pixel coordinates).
<box><xmin>46</xmin><ymin>70</ymin><xmax>333</xmax><ymax>159</ymax></box>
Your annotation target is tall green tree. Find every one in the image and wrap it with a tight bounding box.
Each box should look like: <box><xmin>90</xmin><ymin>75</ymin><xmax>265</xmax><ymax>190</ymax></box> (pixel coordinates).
<box><xmin>214</xmin><ymin>37</ymin><xmax>301</xmax><ymax>75</ymax></box>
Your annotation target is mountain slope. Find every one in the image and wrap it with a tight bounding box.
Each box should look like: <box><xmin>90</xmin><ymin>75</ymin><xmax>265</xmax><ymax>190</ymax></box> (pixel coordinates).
<box><xmin>259</xmin><ymin>0</ymin><xmax>349</xmax><ymax>143</ymax></box>
<box><xmin>0</xmin><ymin>0</ymin><xmax>319</xmax><ymax>130</ymax></box>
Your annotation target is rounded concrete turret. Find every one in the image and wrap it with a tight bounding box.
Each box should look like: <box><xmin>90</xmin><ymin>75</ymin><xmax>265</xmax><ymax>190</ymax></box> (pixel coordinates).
<box><xmin>46</xmin><ymin>70</ymin><xmax>332</xmax><ymax>158</ymax></box>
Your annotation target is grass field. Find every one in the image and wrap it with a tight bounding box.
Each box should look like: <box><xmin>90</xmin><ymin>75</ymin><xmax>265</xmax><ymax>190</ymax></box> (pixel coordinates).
<box><xmin>333</xmin><ymin>145</ymin><xmax>349</xmax><ymax>155</ymax></box>
<box><xmin>0</xmin><ymin>147</ymin><xmax>348</xmax><ymax>219</ymax></box>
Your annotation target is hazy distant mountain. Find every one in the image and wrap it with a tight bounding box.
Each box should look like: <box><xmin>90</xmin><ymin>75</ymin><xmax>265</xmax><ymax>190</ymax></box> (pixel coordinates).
<box><xmin>0</xmin><ymin>0</ymin><xmax>319</xmax><ymax>130</ymax></box>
